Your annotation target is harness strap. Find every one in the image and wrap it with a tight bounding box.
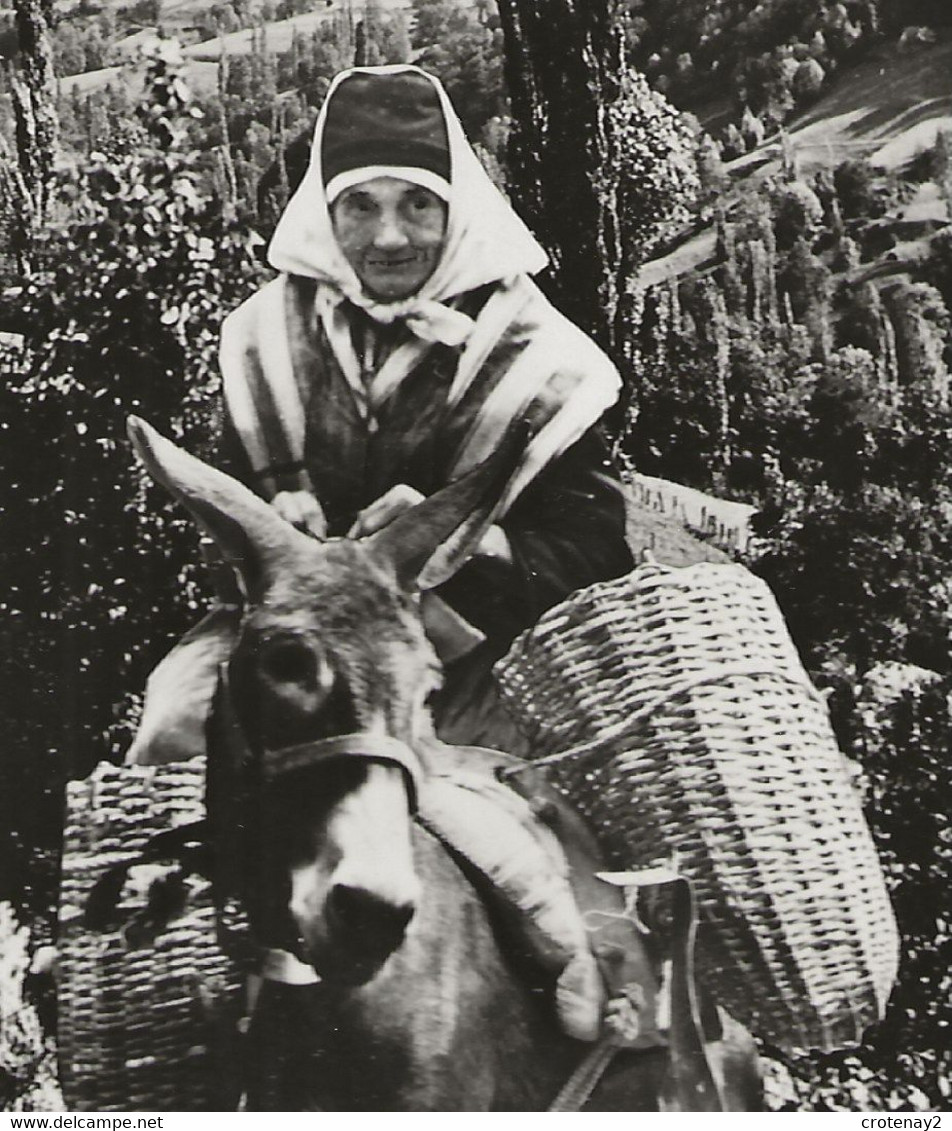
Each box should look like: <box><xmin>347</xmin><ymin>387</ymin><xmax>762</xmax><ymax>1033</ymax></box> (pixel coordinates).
<box><xmin>215</xmin><ymin>665</ymin><xmax>424</xmax><ymax>808</ymax></box>
<box><xmin>600</xmin><ymin>869</ymin><xmax>725</xmax><ymax>1112</ymax></box>
<box><xmin>261</xmin><ymin>731</ymin><xmax>424</xmax><ymax>810</ymax></box>
<box><xmin>658</xmin><ymin>875</ymin><xmax>725</xmax><ymax>1111</ymax></box>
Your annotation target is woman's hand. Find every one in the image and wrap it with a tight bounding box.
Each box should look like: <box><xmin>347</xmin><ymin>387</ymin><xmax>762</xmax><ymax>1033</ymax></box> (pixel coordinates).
<box><xmin>349</xmin><ymin>483</ymin><xmax>511</xmax><ymax>564</ymax></box>
<box><xmin>348</xmin><ymin>484</ymin><xmax>425</xmax><ymax>537</ymax></box>
<box><xmin>271</xmin><ymin>490</ymin><xmax>327</xmax><ymax>539</ymax></box>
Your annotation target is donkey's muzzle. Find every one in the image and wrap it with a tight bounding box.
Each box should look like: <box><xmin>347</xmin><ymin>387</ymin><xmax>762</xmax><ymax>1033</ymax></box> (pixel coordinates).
<box><xmin>328</xmin><ymin>882</ymin><xmax>416</xmax><ymax>967</ymax></box>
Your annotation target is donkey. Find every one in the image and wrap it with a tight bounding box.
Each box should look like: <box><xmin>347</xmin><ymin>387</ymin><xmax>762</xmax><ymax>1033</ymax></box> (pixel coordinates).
<box><xmin>127</xmin><ymin>417</ymin><xmax>762</xmax><ymax>1112</ymax></box>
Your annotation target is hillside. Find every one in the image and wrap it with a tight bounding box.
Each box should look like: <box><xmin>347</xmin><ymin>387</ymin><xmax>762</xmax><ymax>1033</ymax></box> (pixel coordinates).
<box><xmin>51</xmin><ymin>0</ymin><xmax>490</xmax><ymax>99</ymax></box>
<box><xmin>181</xmin><ymin>2</ymin><xmax>409</xmax><ymax>61</ymax></box>
<box><xmin>735</xmin><ymin>34</ymin><xmax>952</xmax><ymax>177</ymax></box>
<box><xmin>639</xmin><ymin>32</ymin><xmax>952</xmax><ymax>290</ymax></box>
<box><xmin>58</xmin><ymin>0</ymin><xmax>415</xmax><ymax>96</ymax></box>
<box><xmin>39</xmin><ymin>4</ymin><xmax>952</xmax><ymax>323</ymax></box>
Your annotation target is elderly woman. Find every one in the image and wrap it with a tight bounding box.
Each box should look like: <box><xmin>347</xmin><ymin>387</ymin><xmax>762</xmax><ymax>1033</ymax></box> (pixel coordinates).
<box><xmin>130</xmin><ymin>63</ymin><xmax>632</xmax><ymax>760</ymax></box>
<box><xmin>125</xmin><ymin>64</ymin><xmax>640</xmax><ymax>1044</ymax></box>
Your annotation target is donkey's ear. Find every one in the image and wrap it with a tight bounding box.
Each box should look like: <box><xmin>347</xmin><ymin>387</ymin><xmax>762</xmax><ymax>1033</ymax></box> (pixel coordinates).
<box><xmin>366</xmin><ymin>426</ymin><xmax>528</xmax><ymax>590</ymax></box>
<box><xmin>127</xmin><ymin>417</ymin><xmax>306</xmax><ymax>601</ymax></box>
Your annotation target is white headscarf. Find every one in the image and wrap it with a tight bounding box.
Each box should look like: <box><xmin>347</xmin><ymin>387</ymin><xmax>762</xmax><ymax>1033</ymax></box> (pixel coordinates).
<box><xmin>268</xmin><ymin>65</ymin><xmax>549</xmax><ymax>347</ymax></box>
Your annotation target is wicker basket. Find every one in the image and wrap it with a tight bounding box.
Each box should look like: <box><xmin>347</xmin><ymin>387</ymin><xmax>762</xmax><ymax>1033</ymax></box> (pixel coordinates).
<box><xmin>58</xmin><ymin>759</ymin><xmax>244</xmax><ymax>1112</ymax></box>
<box><xmin>495</xmin><ymin>561</ymin><xmax>899</xmax><ymax>1053</ymax></box>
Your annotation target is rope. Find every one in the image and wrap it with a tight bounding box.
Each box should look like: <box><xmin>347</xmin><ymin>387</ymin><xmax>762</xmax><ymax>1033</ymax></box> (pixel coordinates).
<box><xmin>548</xmin><ymin>1037</ymin><xmax>620</xmax><ymax>1112</ymax></box>
<box><xmin>547</xmin><ymin>984</ymin><xmax>653</xmax><ymax>1110</ymax></box>
<box><xmin>498</xmin><ymin>661</ymin><xmax>822</xmax><ymax>782</ymax></box>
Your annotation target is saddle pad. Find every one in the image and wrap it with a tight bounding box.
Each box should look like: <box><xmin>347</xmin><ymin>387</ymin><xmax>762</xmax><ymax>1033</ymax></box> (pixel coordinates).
<box><xmin>418</xmin><ymin>767</ymin><xmax>604</xmax><ymax>1041</ymax></box>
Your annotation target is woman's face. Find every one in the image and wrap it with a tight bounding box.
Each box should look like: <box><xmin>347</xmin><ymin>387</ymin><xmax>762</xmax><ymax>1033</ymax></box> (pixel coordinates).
<box><xmin>330</xmin><ymin>176</ymin><xmax>448</xmax><ymax>302</ymax></box>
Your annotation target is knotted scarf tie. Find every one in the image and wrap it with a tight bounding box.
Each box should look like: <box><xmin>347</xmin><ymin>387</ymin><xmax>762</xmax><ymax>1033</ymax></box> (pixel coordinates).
<box><xmin>335</xmin><ymin>283</ymin><xmax>476</xmax><ymax>347</ymax></box>
<box><xmin>315</xmin><ymin>285</ymin><xmax>475</xmax><ymax>420</ymax></box>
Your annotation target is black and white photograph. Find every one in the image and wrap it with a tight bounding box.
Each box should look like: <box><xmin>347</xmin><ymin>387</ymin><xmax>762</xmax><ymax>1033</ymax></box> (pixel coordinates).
<box><xmin>0</xmin><ymin>0</ymin><xmax>950</xmax><ymax>1115</ymax></box>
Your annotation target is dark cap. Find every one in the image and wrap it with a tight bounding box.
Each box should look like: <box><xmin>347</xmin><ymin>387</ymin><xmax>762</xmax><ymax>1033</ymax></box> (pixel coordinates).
<box><xmin>321</xmin><ymin>70</ymin><xmax>451</xmax><ymax>189</ymax></box>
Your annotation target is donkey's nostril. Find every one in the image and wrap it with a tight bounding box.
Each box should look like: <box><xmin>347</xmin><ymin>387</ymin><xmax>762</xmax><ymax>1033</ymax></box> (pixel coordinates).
<box><xmin>329</xmin><ymin>883</ymin><xmax>415</xmax><ymax>951</ymax></box>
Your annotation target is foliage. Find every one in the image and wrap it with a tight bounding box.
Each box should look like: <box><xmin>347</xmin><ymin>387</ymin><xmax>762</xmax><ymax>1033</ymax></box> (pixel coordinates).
<box><xmin>356</xmin><ymin>0</ymin><xmax>412</xmax><ymax>67</ymax></box>
<box><xmin>498</xmin><ymin>0</ymin><xmax>698</xmax><ymax>363</ymax></box>
<box><xmin>601</xmin><ymin>66</ymin><xmax>700</xmax><ymax>260</ymax></box>
<box><xmin>0</xmin><ymin>43</ymin><xmax>265</xmax><ymax>922</ymax></box>
<box><xmin>0</xmin><ymin>903</ymin><xmax>61</xmax><ymax>1111</ymax></box>
<box><xmin>834</xmin><ymin>158</ymin><xmax>900</xmax><ymax>222</ymax></box>
<box><xmin>755</xmin><ymin>475</ymin><xmax>952</xmax><ymax>674</ymax></box>
<box><xmin>922</xmin><ymin>226</ymin><xmax>952</xmax><ymax>314</ymax></box>
<box><xmin>410</xmin><ymin>0</ymin><xmax>507</xmax><ymax>138</ymax></box>
<box><xmin>51</xmin><ymin>13</ymin><xmax>116</xmax><ymax>78</ymax></box>
<box><xmin>792</xmin><ymin>57</ymin><xmax>825</xmax><ymax>104</ymax></box>
<box><xmin>49</xmin><ymin>4</ymin><xmax>417</xmax><ymax>224</ymax></box>
<box><xmin>877</xmin><ymin>0</ymin><xmax>952</xmax><ymax>33</ymax></box>
<box><xmin>619</xmin><ymin>147</ymin><xmax>952</xmax><ymax>1107</ymax></box>
<box><xmin>882</xmin><ymin>281</ymin><xmax>952</xmax><ymax>392</ymax></box>
<box><xmin>624</xmin><ymin>0</ymin><xmax>880</xmax><ymax>131</ymax></box>
<box><xmin>771</xmin><ymin>181</ymin><xmax>824</xmax><ymax>250</ymax></box>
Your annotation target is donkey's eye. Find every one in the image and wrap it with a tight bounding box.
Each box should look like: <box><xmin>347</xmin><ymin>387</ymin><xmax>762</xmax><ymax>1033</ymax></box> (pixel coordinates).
<box><xmin>259</xmin><ymin>640</ymin><xmax>320</xmax><ymax>685</ymax></box>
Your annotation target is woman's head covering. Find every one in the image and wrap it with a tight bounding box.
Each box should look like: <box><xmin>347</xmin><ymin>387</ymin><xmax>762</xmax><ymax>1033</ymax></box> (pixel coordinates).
<box><xmin>320</xmin><ymin>68</ymin><xmax>451</xmax><ymax>204</ymax></box>
<box><xmin>268</xmin><ymin>65</ymin><xmax>548</xmax><ymax>343</ymax></box>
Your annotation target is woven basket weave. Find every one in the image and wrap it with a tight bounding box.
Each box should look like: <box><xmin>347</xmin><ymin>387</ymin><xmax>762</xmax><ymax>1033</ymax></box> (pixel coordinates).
<box><xmin>495</xmin><ymin>562</ymin><xmax>899</xmax><ymax>1053</ymax></box>
<box><xmin>58</xmin><ymin>759</ymin><xmax>244</xmax><ymax>1112</ymax></box>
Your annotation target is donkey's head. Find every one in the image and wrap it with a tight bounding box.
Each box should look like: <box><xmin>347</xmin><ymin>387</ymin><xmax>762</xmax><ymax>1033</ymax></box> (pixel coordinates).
<box><xmin>128</xmin><ymin>417</ymin><xmax>520</xmax><ymax>983</ymax></box>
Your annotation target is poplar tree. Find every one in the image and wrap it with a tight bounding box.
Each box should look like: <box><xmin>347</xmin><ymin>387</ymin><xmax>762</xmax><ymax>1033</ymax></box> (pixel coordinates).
<box><xmin>495</xmin><ymin>0</ymin><xmax>698</xmax><ymax>367</ymax></box>
<box><xmin>11</xmin><ymin>0</ymin><xmax>57</xmax><ymax>265</ymax></box>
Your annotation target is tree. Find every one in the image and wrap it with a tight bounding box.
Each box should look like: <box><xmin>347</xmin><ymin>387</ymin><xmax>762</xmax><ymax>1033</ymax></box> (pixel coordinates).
<box><xmin>792</xmin><ymin>57</ymin><xmax>825</xmax><ymax>104</ymax></box>
<box><xmin>780</xmin><ymin>237</ymin><xmax>833</xmax><ymax>360</ymax></box>
<box><xmin>496</xmin><ymin>0</ymin><xmax>698</xmax><ymax>368</ymax></box>
<box><xmin>882</xmin><ymin>281</ymin><xmax>951</xmax><ymax>398</ymax></box>
<box><xmin>771</xmin><ymin>180</ymin><xmax>823</xmax><ymax>251</ymax></box>
<box><xmin>695</xmin><ymin>131</ymin><xmax>728</xmax><ymax>218</ymax></box>
<box><xmin>10</xmin><ymin>0</ymin><xmax>57</xmax><ymax>259</ymax></box>
<box><xmin>52</xmin><ymin>22</ymin><xmax>86</xmax><ymax>77</ymax></box>
<box><xmin>411</xmin><ymin>0</ymin><xmax>468</xmax><ymax>48</ymax></box>
<box><xmin>834</xmin><ymin>157</ymin><xmax>895</xmax><ymax>221</ymax></box>
<box><xmin>0</xmin><ymin>902</ymin><xmax>61</xmax><ymax>1110</ymax></box>
<box><xmin>411</xmin><ymin>0</ymin><xmax>506</xmax><ymax>138</ymax></box>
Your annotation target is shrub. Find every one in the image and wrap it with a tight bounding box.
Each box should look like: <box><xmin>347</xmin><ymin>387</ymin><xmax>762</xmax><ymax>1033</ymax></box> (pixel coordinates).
<box><xmin>0</xmin><ymin>43</ymin><xmax>265</xmax><ymax>923</ymax></box>
<box><xmin>0</xmin><ymin>902</ymin><xmax>61</xmax><ymax>1111</ymax></box>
